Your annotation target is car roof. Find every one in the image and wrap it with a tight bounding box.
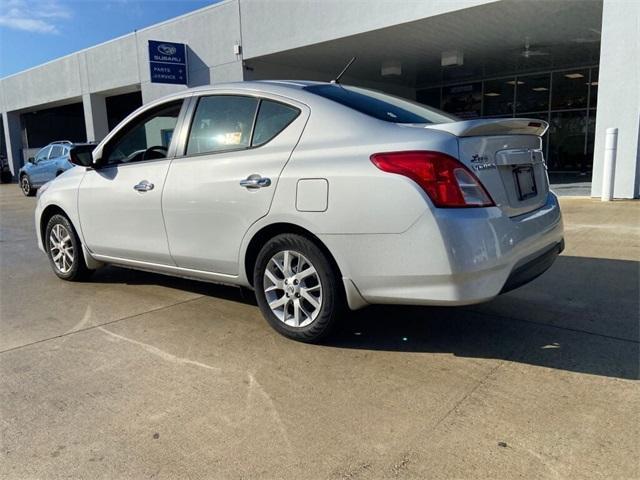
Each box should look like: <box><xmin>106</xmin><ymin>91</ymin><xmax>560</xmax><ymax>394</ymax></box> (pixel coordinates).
<box><xmin>47</xmin><ymin>141</ymin><xmax>95</xmax><ymax>147</ymax></box>
<box><xmin>143</xmin><ymin>80</ymin><xmax>355</xmax><ymax>114</ymax></box>
<box><xmin>151</xmin><ymin>80</ymin><xmax>338</xmax><ymax>106</ymax></box>
<box><xmin>187</xmin><ymin>80</ymin><xmax>325</xmax><ymax>94</ymax></box>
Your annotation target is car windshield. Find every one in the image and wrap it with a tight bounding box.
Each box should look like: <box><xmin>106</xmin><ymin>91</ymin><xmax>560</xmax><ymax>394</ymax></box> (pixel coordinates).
<box><xmin>303</xmin><ymin>84</ymin><xmax>457</xmax><ymax>124</ymax></box>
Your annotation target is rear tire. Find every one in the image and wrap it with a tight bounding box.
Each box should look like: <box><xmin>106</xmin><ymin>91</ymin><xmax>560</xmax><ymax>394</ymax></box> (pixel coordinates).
<box><xmin>45</xmin><ymin>214</ymin><xmax>93</xmax><ymax>281</ymax></box>
<box><xmin>253</xmin><ymin>233</ymin><xmax>343</xmax><ymax>343</ymax></box>
<box><xmin>20</xmin><ymin>174</ymin><xmax>35</xmax><ymax>196</ymax></box>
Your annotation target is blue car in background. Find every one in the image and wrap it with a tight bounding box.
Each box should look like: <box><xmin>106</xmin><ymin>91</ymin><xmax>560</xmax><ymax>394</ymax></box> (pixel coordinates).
<box><xmin>19</xmin><ymin>141</ymin><xmax>94</xmax><ymax>196</ymax></box>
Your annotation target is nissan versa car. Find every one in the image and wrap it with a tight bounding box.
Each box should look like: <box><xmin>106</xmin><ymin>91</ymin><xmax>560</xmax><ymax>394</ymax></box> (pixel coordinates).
<box><xmin>35</xmin><ymin>81</ymin><xmax>564</xmax><ymax>342</ymax></box>
<box><xmin>19</xmin><ymin>140</ymin><xmax>94</xmax><ymax>196</ymax></box>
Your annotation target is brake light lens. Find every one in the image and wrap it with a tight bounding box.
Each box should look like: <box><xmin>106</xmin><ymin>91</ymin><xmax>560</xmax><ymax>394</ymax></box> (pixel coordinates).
<box><xmin>370</xmin><ymin>151</ymin><xmax>494</xmax><ymax>208</ymax></box>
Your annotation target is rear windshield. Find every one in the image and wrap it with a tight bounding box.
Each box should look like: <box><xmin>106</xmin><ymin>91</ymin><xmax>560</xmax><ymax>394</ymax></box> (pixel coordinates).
<box><xmin>304</xmin><ymin>84</ymin><xmax>457</xmax><ymax>124</ymax></box>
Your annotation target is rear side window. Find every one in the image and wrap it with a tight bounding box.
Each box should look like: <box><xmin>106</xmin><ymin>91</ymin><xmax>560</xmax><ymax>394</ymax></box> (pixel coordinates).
<box><xmin>186</xmin><ymin>96</ymin><xmax>259</xmax><ymax>155</ymax></box>
<box><xmin>49</xmin><ymin>145</ymin><xmax>64</xmax><ymax>158</ymax></box>
<box><xmin>303</xmin><ymin>84</ymin><xmax>456</xmax><ymax>124</ymax></box>
<box><xmin>252</xmin><ymin>100</ymin><xmax>300</xmax><ymax>147</ymax></box>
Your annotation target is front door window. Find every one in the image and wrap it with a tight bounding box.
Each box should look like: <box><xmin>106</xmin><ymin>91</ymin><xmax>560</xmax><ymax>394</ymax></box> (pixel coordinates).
<box><xmin>35</xmin><ymin>147</ymin><xmax>50</xmax><ymax>163</ymax></box>
<box><xmin>104</xmin><ymin>100</ymin><xmax>183</xmax><ymax>165</ymax></box>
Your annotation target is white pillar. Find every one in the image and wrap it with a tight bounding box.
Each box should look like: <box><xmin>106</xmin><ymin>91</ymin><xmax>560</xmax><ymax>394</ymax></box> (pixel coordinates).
<box><xmin>601</xmin><ymin>128</ymin><xmax>618</xmax><ymax>201</ymax></box>
<box><xmin>82</xmin><ymin>93</ymin><xmax>109</xmax><ymax>143</ymax></box>
<box><xmin>2</xmin><ymin>111</ymin><xmax>23</xmax><ymax>177</ymax></box>
<box><xmin>591</xmin><ymin>0</ymin><xmax>640</xmax><ymax>199</ymax></box>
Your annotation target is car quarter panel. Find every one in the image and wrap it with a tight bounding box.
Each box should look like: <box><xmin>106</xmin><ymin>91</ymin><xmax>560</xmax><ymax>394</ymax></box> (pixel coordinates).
<box><xmin>265</xmin><ymin>103</ymin><xmax>460</xmax><ymax>235</ymax></box>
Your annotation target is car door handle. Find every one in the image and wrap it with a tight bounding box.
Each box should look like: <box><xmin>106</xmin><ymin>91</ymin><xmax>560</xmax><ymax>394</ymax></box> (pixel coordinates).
<box><xmin>239</xmin><ymin>175</ymin><xmax>271</xmax><ymax>189</ymax></box>
<box><xmin>134</xmin><ymin>180</ymin><xmax>154</xmax><ymax>192</ymax></box>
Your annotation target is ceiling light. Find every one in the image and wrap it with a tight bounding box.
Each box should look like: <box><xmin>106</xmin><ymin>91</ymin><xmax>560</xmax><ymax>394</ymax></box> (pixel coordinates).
<box><xmin>564</xmin><ymin>73</ymin><xmax>584</xmax><ymax>79</ymax></box>
<box><xmin>532</xmin><ymin>87</ymin><xmax>548</xmax><ymax>91</ymax></box>
<box><xmin>590</xmin><ymin>81</ymin><xmax>599</xmax><ymax>86</ymax></box>
<box><xmin>484</xmin><ymin>92</ymin><xmax>501</xmax><ymax>97</ymax></box>
<box><xmin>381</xmin><ymin>60</ymin><xmax>402</xmax><ymax>77</ymax></box>
<box><xmin>506</xmin><ymin>80</ymin><xmax>525</xmax><ymax>85</ymax></box>
<box><xmin>441</xmin><ymin>50</ymin><xmax>464</xmax><ymax>67</ymax></box>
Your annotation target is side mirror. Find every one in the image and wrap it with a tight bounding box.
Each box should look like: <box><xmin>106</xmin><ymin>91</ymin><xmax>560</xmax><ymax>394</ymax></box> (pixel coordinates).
<box><xmin>68</xmin><ymin>145</ymin><xmax>97</xmax><ymax>167</ymax></box>
<box><xmin>28</xmin><ymin>157</ymin><xmax>35</xmax><ymax>164</ymax></box>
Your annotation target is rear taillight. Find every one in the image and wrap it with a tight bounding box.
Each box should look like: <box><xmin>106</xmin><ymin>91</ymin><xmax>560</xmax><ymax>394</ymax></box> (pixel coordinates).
<box><xmin>370</xmin><ymin>151</ymin><xmax>494</xmax><ymax>208</ymax></box>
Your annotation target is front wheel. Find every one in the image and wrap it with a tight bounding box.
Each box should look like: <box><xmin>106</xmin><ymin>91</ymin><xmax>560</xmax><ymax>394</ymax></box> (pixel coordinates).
<box><xmin>254</xmin><ymin>234</ymin><xmax>343</xmax><ymax>343</ymax></box>
<box><xmin>20</xmin><ymin>175</ymin><xmax>35</xmax><ymax>196</ymax></box>
<box><xmin>45</xmin><ymin>214</ymin><xmax>93</xmax><ymax>281</ymax></box>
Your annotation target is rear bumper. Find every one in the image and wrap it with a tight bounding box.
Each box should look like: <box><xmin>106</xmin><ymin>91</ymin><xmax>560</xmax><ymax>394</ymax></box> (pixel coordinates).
<box><xmin>500</xmin><ymin>239</ymin><xmax>564</xmax><ymax>294</ymax></box>
<box><xmin>321</xmin><ymin>192</ymin><xmax>564</xmax><ymax>308</ymax></box>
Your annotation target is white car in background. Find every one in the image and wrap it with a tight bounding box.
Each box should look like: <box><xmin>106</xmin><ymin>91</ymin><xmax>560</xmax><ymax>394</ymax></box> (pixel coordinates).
<box><xmin>35</xmin><ymin>81</ymin><xmax>564</xmax><ymax>342</ymax></box>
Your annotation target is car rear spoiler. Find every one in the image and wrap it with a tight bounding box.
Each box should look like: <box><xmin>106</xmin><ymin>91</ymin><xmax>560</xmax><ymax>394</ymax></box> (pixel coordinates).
<box><xmin>425</xmin><ymin>118</ymin><xmax>549</xmax><ymax>137</ymax></box>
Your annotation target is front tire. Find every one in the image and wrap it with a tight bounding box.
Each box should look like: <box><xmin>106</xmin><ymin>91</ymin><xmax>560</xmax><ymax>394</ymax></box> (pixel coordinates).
<box><xmin>45</xmin><ymin>214</ymin><xmax>92</xmax><ymax>281</ymax></box>
<box><xmin>20</xmin><ymin>174</ymin><xmax>35</xmax><ymax>196</ymax></box>
<box><xmin>254</xmin><ymin>233</ymin><xmax>343</xmax><ymax>342</ymax></box>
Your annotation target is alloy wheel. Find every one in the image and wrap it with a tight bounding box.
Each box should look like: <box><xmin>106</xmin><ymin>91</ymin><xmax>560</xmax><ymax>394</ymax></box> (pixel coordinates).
<box><xmin>263</xmin><ymin>250</ymin><xmax>323</xmax><ymax>328</ymax></box>
<box><xmin>49</xmin><ymin>223</ymin><xmax>74</xmax><ymax>273</ymax></box>
<box><xmin>21</xmin><ymin>176</ymin><xmax>30</xmax><ymax>195</ymax></box>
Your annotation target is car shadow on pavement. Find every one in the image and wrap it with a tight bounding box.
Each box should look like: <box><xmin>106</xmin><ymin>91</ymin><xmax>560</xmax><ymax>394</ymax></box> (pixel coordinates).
<box><xmin>91</xmin><ymin>255</ymin><xmax>639</xmax><ymax>380</ymax></box>
<box><xmin>329</xmin><ymin>255</ymin><xmax>639</xmax><ymax>380</ymax></box>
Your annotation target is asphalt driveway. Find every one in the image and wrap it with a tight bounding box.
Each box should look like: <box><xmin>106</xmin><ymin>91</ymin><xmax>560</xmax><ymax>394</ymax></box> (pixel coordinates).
<box><xmin>0</xmin><ymin>184</ymin><xmax>638</xmax><ymax>479</ymax></box>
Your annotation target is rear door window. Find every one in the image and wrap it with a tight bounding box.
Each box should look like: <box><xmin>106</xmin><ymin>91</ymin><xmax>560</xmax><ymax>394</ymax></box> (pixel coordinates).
<box><xmin>252</xmin><ymin>100</ymin><xmax>300</xmax><ymax>147</ymax></box>
<box><xmin>186</xmin><ymin>96</ymin><xmax>259</xmax><ymax>155</ymax></box>
<box><xmin>49</xmin><ymin>145</ymin><xmax>64</xmax><ymax>158</ymax></box>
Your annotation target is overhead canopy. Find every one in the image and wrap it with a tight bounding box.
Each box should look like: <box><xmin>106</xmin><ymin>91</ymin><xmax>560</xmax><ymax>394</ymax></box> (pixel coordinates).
<box><xmin>245</xmin><ymin>0</ymin><xmax>603</xmax><ymax>88</ymax></box>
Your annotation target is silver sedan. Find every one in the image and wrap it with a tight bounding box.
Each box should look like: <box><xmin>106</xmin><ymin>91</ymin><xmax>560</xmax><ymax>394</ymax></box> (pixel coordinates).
<box><xmin>35</xmin><ymin>81</ymin><xmax>564</xmax><ymax>342</ymax></box>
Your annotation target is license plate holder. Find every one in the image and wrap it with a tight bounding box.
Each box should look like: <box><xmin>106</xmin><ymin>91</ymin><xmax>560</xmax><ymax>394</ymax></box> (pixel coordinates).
<box><xmin>513</xmin><ymin>165</ymin><xmax>537</xmax><ymax>201</ymax></box>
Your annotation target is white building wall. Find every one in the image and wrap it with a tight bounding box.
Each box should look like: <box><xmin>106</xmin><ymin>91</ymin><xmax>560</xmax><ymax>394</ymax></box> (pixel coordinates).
<box><xmin>136</xmin><ymin>0</ymin><xmax>244</xmax><ymax>102</ymax></box>
<box><xmin>591</xmin><ymin>0</ymin><xmax>640</xmax><ymax>198</ymax></box>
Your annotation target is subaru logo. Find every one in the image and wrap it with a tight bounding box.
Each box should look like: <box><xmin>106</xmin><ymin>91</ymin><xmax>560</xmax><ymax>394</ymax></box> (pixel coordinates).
<box><xmin>157</xmin><ymin>44</ymin><xmax>177</xmax><ymax>56</ymax></box>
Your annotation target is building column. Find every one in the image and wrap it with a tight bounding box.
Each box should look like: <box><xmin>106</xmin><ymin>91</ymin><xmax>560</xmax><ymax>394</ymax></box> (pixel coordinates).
<box><xmin>2</xmin><ymin>111</ymin><xmax>24</xmax><ymax>177</ymax></box>
<box><xmin>591</xmin><ymin>0</ymin><xmax>640</xmax><ymax>199</ymax></box>
<box><xmin>82</xmin><ymin>93</ymin><xmax>109</xmax><ymax>142</ymax></box>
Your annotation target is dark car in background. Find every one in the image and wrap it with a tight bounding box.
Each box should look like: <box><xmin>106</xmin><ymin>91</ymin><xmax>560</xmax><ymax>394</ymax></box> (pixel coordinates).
<box><xmin>18</xmin><ymin>141</ymin><xmax>94</xmax><ymax>196</ymax></box>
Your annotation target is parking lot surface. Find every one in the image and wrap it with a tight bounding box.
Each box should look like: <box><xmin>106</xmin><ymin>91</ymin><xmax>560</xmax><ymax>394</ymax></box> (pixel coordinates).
<box><xmin>0</xmin><ymin>185</ymin><xmax>638</xmax><ymax>479</ymax></box>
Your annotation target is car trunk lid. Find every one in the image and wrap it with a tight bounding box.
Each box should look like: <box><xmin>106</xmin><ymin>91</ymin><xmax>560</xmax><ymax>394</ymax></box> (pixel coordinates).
<box><xmin>422</xmin><ymin>118</ymin><xmax>549</xmax><ymax>217</ymax></box>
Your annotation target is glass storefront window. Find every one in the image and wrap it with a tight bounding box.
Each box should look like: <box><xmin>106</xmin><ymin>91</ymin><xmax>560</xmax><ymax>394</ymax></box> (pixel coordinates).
<box><xmin>552</xmin><ymin>69</ymin><xmax>589</xmax><ymax>110</ymax></box>
<box><xmin>442</xmin><ymin>83</ymin><xmax>482</xmax><ymax>119</ymax></box>
<box><xmin>516</xmin><ymin>73</ymin><xmax>550</xmax><ymax>113</ymax></box>
<box><xmin>589</xmin><ymin>67</ymin><xmax>599</xmax><ymax>108</ymax></box>
<box><xmin>421</xmin><ymin>65</ymin><xmax>598</xmax><ymax>175</ymax></box>
<box><xmin>548</xmin><ymin>111</ymin><xmax>589</xmax><ymax>172</ymax></box>
<box><xmin>483</xmin><ymin>78</ymin><xmax>515</xmax><ymax>116</ymax></box>
<box><xmin>586</xmin><ymin>110</ymin><xmax>596</xmax><ymax>169</ymax></box>
<box><xmin>416</xmin><ymin>87</ymin><xmax>441</xmax><ymax>109</ymax></box>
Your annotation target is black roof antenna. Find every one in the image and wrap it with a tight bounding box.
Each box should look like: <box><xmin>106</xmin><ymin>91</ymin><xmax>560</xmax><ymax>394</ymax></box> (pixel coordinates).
<box><xmin>331</xmin><ymin>57</ymin><xmax>356</xmax><ymax>84</ymax></box>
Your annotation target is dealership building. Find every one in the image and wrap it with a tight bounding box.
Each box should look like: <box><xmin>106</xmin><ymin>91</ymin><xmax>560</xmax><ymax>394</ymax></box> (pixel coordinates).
<box><xmin>1</xmin><ymin>0</ymin><xmax>638</xmax><ymax>198</ymax></box>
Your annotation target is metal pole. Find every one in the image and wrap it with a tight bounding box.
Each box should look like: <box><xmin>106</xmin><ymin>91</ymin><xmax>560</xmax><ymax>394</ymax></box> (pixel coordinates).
<box><xmin>601</xmin><ymin>128</ymin><xmax>618</xmax><ymax>201</ymax></box>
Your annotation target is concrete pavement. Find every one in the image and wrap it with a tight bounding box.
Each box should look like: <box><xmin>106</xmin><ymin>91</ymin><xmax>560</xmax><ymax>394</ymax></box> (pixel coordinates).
<box><xmin>0</xmin><ymin>185</ymin><xmax>638</xmax><ymax>479</ymax></box>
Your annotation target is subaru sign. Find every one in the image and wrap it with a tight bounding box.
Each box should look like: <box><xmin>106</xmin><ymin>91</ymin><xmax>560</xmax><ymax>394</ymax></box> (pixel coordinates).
<box><xmin>148</xmin><ymin>40</ymin><xmax>188</xmax><ymax>85</ymax></box>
